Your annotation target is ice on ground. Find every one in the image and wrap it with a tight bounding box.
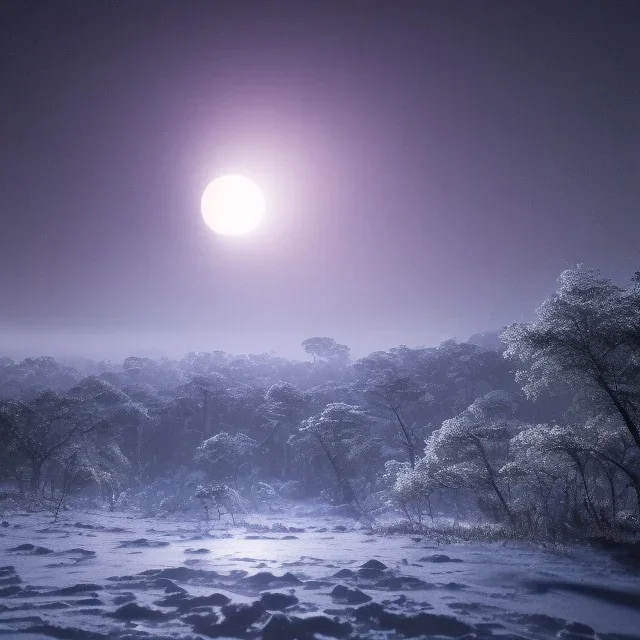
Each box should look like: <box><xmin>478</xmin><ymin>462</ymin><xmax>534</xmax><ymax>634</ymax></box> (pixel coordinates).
<box><xmin>0</xmin><ymin>509</ymin><xmax>638</xmax><ymax>639</ymax></box>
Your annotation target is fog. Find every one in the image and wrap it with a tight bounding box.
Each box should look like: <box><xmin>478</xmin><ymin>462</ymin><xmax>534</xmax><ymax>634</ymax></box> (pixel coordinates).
<box><xmin>1</xmin><ymin>266</ymin><xmax>640</xmax><ymax>639</ymax></box>
<box><xmin>2</xmin><ymin>0</ymin><xmax>639</xmax><ymax>637</ymax></box>
<box><xmin>0</xmin><ymin>327</ymin><xmax>466</xmax><ymax>363</ymax></box>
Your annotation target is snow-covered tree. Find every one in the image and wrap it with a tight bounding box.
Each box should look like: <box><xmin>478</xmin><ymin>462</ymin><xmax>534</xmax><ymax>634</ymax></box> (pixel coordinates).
<box><xmin>507</xmin><ymin>418</ymin><xmax>640</xmax><ymax>530</ymax></box>
<box><xmin>295</xmin><ymin>403</ymin><xmax>370</xmax><ymax>507</ymax></box>
<box><xmin>425</xmin><ymin>391</ymin><xmax>520</xmax><ymax>525</ymax></box>
<box><xmin>195</xmin><ymin>431</ymin><xmax>258</xmax><ymax>483</ymax></box>
<box><xmin>0</xmin><ymin>391</ymin><xmax>98</xmax><ymax>493</ymax></box>
<box><xmin>263</xmin><ymin>382</ymin><xmax>308</xmax><ymax>476</ymax></box>
<box><xmin>302</xmin><ymin>337</ymin><xmax>350</xmax><ymax>364</ymax></box>
<box><xmin>181</xmin><ymin>373</ymin><xmax>229</xmax><ymax>441</ymax></box>
<box><xmin>385</xmin><ymin>459</ymin><xmax>437</xmax><ymax>528</ymax></box>
<box><xmin>193</xmin><ymin>483</ymin><xmax>246</xmax><ymax>523</ymax></box>
<box><xmin>503</xmin><ymin>267</ymin><xmax>640</xmax><ymax>451</ymax></box>
<box><xmin>355</xmin><ymin>354</ymin><xmax>425</xmax><ymax>468</ymax></box>
<box><xmin>52</xmin><ymin>440</ymin><xmax>131</xmax><ymax>515</ymax></box>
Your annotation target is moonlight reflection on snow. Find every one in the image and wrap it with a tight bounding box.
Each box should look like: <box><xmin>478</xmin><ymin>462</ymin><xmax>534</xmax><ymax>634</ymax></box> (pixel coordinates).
<box><xmin>1</xmin><ymin>268</ymin><xmax>640</xmax><ymax>639</ymax></box>
<box><xmin>0</xmin><ymin>508</ymin><xmax>639</xmax><ymax>639</ymax></box>
<box><xmin>2</xmin><ymin>0</ymin><xmax>640</xmax><ymax>637</ymax></box>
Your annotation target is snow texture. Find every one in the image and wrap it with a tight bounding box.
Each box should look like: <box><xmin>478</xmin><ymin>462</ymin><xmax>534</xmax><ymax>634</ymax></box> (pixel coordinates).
<box><xmin>0</xmin><ymin>510</ymin><xmax>639</xmax><ymax>639</ymax></box>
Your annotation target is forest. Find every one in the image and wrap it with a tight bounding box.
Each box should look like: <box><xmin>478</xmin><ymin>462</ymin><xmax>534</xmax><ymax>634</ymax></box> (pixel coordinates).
<box><xmin>1</xmin><ymin>265</ymin><xmax>639</xmax><ymax>541</ymax></box>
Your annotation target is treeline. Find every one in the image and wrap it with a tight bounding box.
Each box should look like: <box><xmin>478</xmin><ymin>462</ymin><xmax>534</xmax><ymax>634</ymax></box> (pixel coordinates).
<box><xmin>0</xmin><ymin>266</ymin><xmax>639</xmax><ymax>537</ymax></box>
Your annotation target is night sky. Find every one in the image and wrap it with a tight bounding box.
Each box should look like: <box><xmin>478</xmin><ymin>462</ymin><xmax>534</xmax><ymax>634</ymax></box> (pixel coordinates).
<box><xmin>1</xmin><ymin>1</ymin><xmax>639</xmax><ymax>360</ymax></box>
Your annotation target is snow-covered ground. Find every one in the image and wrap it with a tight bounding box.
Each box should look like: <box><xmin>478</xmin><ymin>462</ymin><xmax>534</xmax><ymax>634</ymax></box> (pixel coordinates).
<box><xmin>0</xmin><ymin>509</ymin><xmax>638</xmax><ymax>639</ymax></box>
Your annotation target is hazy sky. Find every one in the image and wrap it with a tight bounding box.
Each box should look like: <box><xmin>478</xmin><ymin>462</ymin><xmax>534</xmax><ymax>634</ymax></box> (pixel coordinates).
<box><xmin>1</xmin><ymin>0</ymin><xmax>639</xmax><ymax>360</ymax></box>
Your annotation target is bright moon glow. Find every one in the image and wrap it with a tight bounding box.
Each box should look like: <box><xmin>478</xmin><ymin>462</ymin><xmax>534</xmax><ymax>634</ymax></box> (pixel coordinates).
<box><xmin>201</xmin><ymin>174</ymin><xmax>265</xmax><ymax>236</ymax></box>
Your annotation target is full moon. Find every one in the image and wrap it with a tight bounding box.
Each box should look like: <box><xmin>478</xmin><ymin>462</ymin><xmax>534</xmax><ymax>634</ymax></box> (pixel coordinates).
<box><xmin>201</xmin><ymin>174</ymin><xmax>265</xmax><ymax>236</ymax></box>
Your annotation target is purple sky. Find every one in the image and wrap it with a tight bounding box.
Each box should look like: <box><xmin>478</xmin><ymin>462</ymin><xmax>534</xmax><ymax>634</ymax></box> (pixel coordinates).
<box><xmin>1</xmin><ymin>1</ymin><xmax>639</xmax><ymax>360</ymax></box>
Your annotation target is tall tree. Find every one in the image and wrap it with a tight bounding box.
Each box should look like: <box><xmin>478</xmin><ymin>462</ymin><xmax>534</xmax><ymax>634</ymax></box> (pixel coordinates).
<box><xmin>263</xmin><ymin>382</ymin><xmax>308</xmax><ymax>476</ymax></box>
<box><xmin>425</xmin><ymin>391</ymin><xmax>519</xmax><ymax>525</ymax></box>
<box><xmin>355</xmin><ymin>353</ymin><xmax>424</xmax><ymax>468</ymax></box>
<box><xmin>296</xmin><ymin>403</ymin><xmax>369</xmax><ymax>508</ymax></box>
<box><xmin>503</xmin><ymin>267</ymin><xmax>640</xmax><ymax>450</ymax></box>
<box><xmin>181</xmin><ymin>373</ymin><xmax>228</xmax><ymax>441</ymax></box>
<box><xmin>0</xmin><ymin>391</ymin><xmax>98</xmax><ymax>493</ymax></box>
<box><xmin>301</xmin><ymin>337</ymin><xmax>350</xmax><ymax>364</ymax></box>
